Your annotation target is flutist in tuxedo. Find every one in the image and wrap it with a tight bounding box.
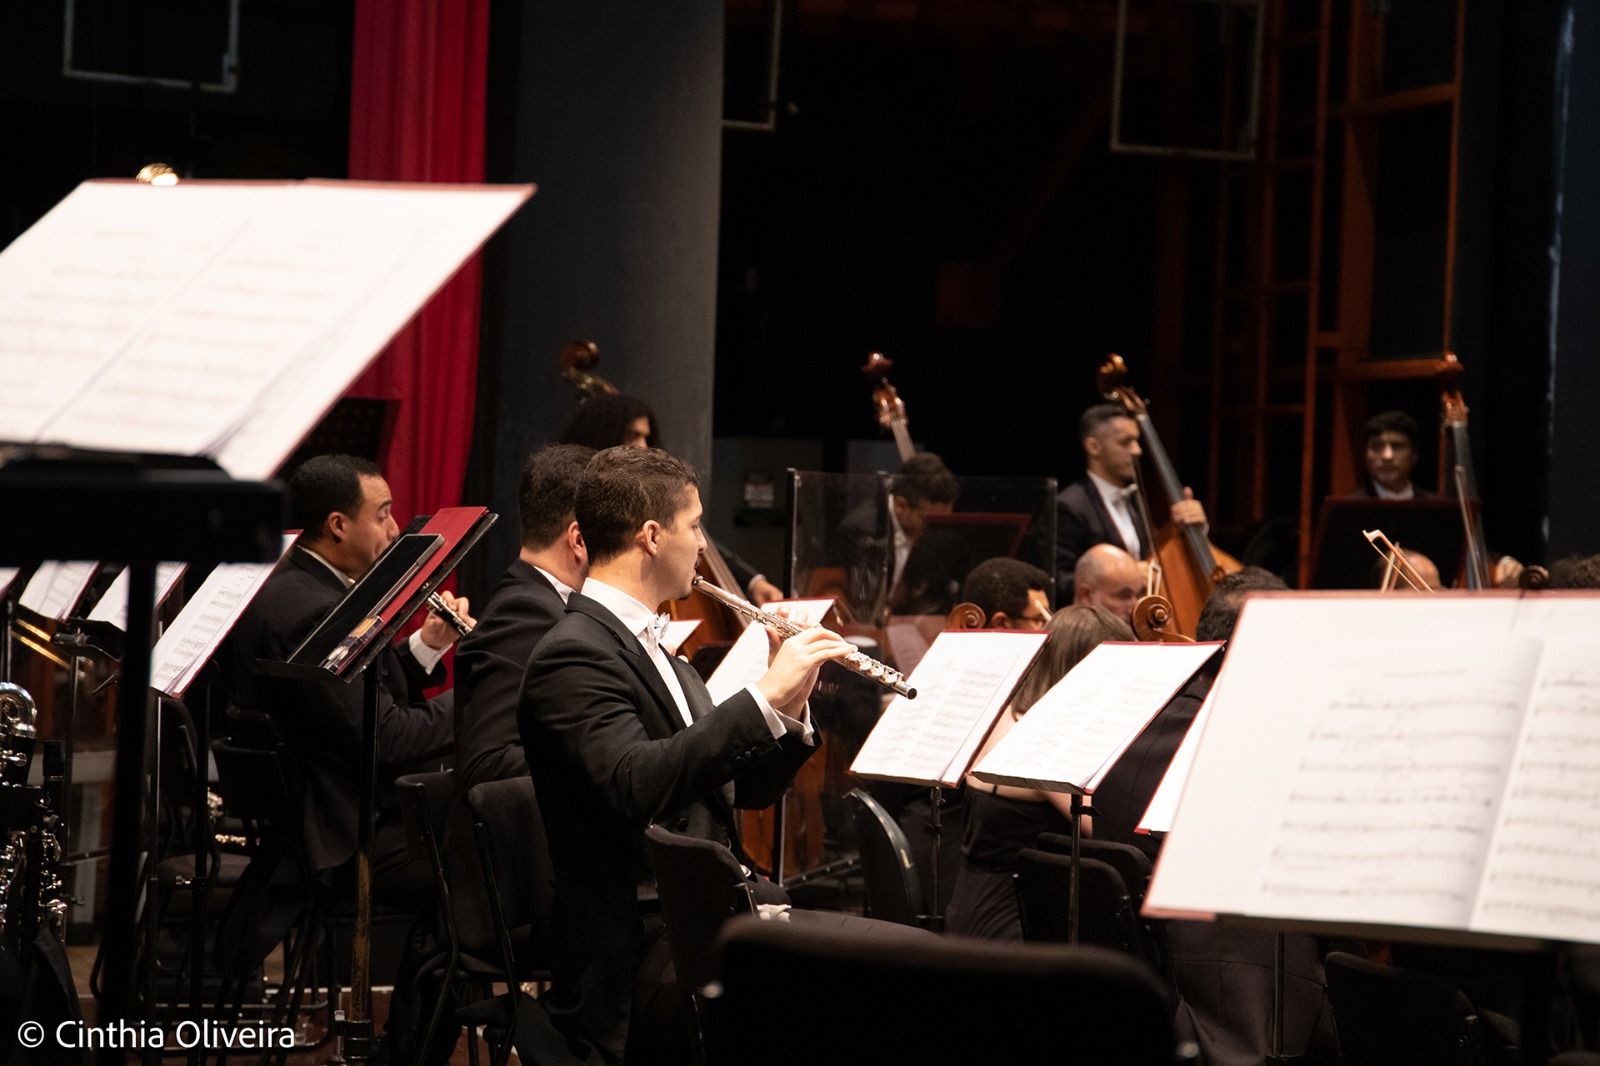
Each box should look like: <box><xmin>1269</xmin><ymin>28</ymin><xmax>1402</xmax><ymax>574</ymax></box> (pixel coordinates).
<box><xmin>518</xmin><ymin>446</ymin><xmax>885</xmax><ymax>1065</ymax></box>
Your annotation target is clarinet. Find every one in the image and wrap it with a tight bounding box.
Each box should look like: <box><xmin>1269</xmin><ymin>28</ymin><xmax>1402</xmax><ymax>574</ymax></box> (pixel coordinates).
<box><xmin>690</xmin><ymin>577</ymin><xmax>918</xmax><ymax>699</ymax></box>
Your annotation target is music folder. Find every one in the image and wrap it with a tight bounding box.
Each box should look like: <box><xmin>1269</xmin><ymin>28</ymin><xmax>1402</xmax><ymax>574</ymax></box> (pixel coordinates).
<box><xmin>259</xmin><ymin>506</ymin><xmax>495</xmax><ymax>692</ymax></box>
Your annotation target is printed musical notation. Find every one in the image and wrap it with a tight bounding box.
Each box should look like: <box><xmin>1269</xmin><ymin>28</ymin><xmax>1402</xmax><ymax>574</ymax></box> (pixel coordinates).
<box><xmin>150</xmin><ymin>535</ymin><xmax>295</xmax><ymax>698</ymax></box>
<box><xmin>1249</xmin><ymin>636</ymin><xmax>1536</xmax><ymax>929</ymax></box>
<box><xmin>851</xmin><ymin>630</ymin><xmax>1048</xmax><ymax>787</ymax></box>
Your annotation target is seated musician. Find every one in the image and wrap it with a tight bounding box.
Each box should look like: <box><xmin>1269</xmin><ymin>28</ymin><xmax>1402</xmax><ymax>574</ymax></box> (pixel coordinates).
<box><xmin>518</xmin><ymin>446</ymin><xmax>927</xmax><ymax>1065</ymax></box>
<box><xmin>1352</xmin><ymin>409</ymin><xmax>1435</xmax><ymax>499</ymax></box>
<box><xmin>944</xmin><ymin>605</ymin><xmax>1134</xmax><ymax>941</ymax></box>
<box><xmin>453</xmin><ymin>443</ymin><xmax>592</xmax><ymax>792</ymax></box>
<box><xmin>1073</xmin><ymin>543</ymin><xmax>1144</xmax><ymax>623</ymax></box>
<box><xmin>1089</xmin><ymin>568</ymin><xmax>1337</xmax><ymax>1066</ymax></box>
<box><xmin>1353</xmin><ymin>410</ymin><xmax>1523</xmax><ymax>585</ymax></box>
<box><xmin>559</xmin><ymin>391</ymin><xmax>783</xmax><ymax>604</ymax></box>
<box><xmin>959</xmin><ymin>558</ymin><xmax>1051</xmax><ymax>629</ymax></box>
<box><xmin>228</xmin><ymin>453</ymin><xmax>470</xmax><ymax>1065</ymax></box>
<box><xmin>836</xmin><ymin>452</ymin><xmax>960</xmax><ymax>616</ymax></box>
<box><xmin>1056</xmin><ymin>403</ymin><xmax>1207</xmax><ymax>603</ymax></box>
<box><xmin>230</xmin><ymin>453</ymin><xmax>468</xmax><ymax>889</ymax></box>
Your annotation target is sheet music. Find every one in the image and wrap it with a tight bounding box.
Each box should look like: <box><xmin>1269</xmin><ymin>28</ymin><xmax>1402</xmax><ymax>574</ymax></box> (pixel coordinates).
<box><xmin>0</xmin><ymin>568</ymin><xmax>20</xmax><ymax>599</ymax></box>
<box><xmin>661</xmin><ymin>620</ymin><xmax>700</xmax><ymax>657</ymax></box>
<box><xmin>1472</xmin><ymin>635</ymin><xmax>1600</xmax><ymax>941</ymax></box>
<box><xmin>87</xmin><ymin>562</ymin><xmax>187</xmax><ymax>631</ymax></box>
<box><xmin>1242</xmin><ymin>636</ymin><xmax>1537</xmax><ymax>931</ymax></box>
<box><xmin>1137</xmin><ymin>685</ymin><xmax>1218</xmax><ymax>836</ymax></box>
<box><xmin>151</xmin><ymin>534</ymin><xmax>295</xmax><ymax>698</ymax></box>
<box><xmin>0</xmin><ymin>180</ymin><xmax>532</xmax><ymax>478</ymax></box>
<box><xmin>19</xmin><ymin>562</ymin><xmax>100</xmax><ymax>621</ymax></box>
<box><xmin>704</xmin><ymin>599</ymin><xmax>834</xmax><ymax>705</ymax></box>
<box><xmin>850</xmin><ymin>630</ymin><xmax>1048</xmax><ymax>787</ymax></box>
<box><xmin>972</xmin><ymin>641</ymin><xmax>1219</xmax><ymax>795</ymax></box>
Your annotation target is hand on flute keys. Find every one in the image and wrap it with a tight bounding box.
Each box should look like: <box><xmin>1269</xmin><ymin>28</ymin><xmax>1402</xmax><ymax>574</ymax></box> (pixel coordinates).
<box><xmin>420</xmin><ymin>590</ymin><xmax>474</xmax><ymax>650</ymax></box>
<box><xmin>755</xmin><ymin>621</ymin><xmax>857</xmax><ymax>719</ymax></box>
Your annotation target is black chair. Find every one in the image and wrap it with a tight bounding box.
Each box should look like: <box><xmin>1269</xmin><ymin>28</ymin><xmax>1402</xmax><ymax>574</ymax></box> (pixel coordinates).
<box><xmin>1324</xmin><ymin>951</ymin><xmax>1510</xmax><ymax>1066</ymax></box>
<box><xmin>1014</xmin><ymin>848</ymin><xmax>1146</xmax><ymax>957</ymax></box>
<box><xmin>395</xmin><ymin>770</ymin><xmax>490</xmax><ymax>1066</ymax></box>
<box><xmin>706</xmin><ymin>914</ymin><xmax>1191</xmax><ymax>1065</ymax></box>
<box><xmin>462</xmin><ymin>777</ymin><xmax>556</xmax><ymax>1066</ymax></box>
<box><xmin>846</xmin><ymin>788</ymin><xmax>926</xmax><ymax>928</ymax></box>
<box><xmin>642</xmin><ymin>825</ymin><xmax>757</xmax><ymax>995</ymax></box>
<box><xmin>209</xmin><ymin>736</ymin><xmax>331</xmax><ymax>1065</ymax></box>
<box><xmin>1034</xmin><ymin>831</ymin><xmax>1174</xmax><ymax>979</ymax></box>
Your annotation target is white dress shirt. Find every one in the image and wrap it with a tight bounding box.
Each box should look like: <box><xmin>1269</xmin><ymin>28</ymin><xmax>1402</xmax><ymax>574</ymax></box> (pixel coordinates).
<box><xmin>531</xmin><ymin>564</ymin><xmax>576</xmax><ymax>604</ymax></box>
<box><xmin>581</xmin><ymin>578</ymin><xmax>810</xmax><ymax>741</ymax></box>
<box><xmin>1088</xmin><ymin>471</ymin><xmax>1143</xmax><ymax>559</ymax></box>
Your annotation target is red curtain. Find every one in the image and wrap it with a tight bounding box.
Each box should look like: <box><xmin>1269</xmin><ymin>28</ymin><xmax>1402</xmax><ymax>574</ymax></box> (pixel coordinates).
<box><xmin>345</xmin><ymin>0</ymin><xmax>491</xmax><ymax>521</ymax></box>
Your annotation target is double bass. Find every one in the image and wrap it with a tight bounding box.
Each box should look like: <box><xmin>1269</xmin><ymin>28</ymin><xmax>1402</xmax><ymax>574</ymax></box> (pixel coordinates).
<box><xmin>863</xmin><ymin>351</ymin><xmax>917</xmax><ymax>463</ymax></box>
<box><xmin>1098</xmin><ymin>355</ymin><xmax>1240</xmax><ymax>636</ymax></box>
<box><xmin>1435</xmin><ymin>354</ymin><xmax>1547</xmax><ymax>591</ymax></box>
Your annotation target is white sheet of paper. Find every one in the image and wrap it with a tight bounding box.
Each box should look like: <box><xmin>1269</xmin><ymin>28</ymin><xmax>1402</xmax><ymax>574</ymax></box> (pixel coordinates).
<box><xmin>151</xmin><ymin>534</ymin><xmax>296</xmax><ymax>698</ymax></box>
<box><xmin>19</xmin><ymin>562</ymin><xmax>100</xmax><ymax>621</ymax></box>
<box><xmin>660</xmin><ymin>620</ymin><xmax>700</xmax><ymax>657</ymax></box>
<box><xmin>0</xmin><ymin>569</ymin><xmax>22</xmax><ymax>599</ymax></box>
<box><xmin>0</xmin><ymin>180</ymin><xmax>531</xmax><ymax>478</ymax></box>
<box><xmin>1136</xmin><ymin>686</ymin><xmax>1217</xmax><ymax>836</ymax></box>
<box><xmin>850</xmin><ymin>630</ymin><xmax>1049</xmax><ymax>787</ymax></box>
<box><xmin>1470</xmin><ymin>634</ymin><xmax>1600</xmax><ymax>942</ymax></box>
<box><xmin>972</xmin><ymin>641</ymin><xmax>1220</xmax><ymax>795</ymax></box>
<box><xmin>704</xmin><ymin>599</ymin><xmax>835</xmax><ymax>705</ymax></box>
<box><xmin>87</xmin><ymin>562</ymin><xmax>188</xmax><ymax>631</ymax></box>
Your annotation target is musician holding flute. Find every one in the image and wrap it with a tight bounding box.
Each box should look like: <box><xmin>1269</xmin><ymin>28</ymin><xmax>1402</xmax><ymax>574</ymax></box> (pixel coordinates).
<box><xmin>518</xmin><ymin>446</ymin><xmax>931</xmax><ymax>1066</ymax></box>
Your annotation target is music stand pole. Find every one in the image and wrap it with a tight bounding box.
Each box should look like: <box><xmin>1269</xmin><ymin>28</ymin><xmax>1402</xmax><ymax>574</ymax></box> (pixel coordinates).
<box><xmin>99</xmin><ymin>560</ymin><xmax>156</xmax><ymax>1066</ymax></box>
<box><xmin>339</xmin><ymin>660</ymin><xmax>383</xmax><ymax>1064</ymax></box>
<box><xmin>1069</xmin><ymin>790</ymin><xmax>1084</xmax><ymax>945</ymax></box>
<box><xmin>924</xmin><ymin>786</ymin><xmax>943</xmax><ymax>930</ymax></box>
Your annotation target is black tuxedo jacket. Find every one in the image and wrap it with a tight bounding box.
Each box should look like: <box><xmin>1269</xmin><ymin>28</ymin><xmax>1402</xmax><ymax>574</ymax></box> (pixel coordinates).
<box><xmin>1350</xmin><ymin>482</ymin><xmax>1439</xmax><ymax>499</ymax></box>
<box><xmin>1054</xmin><ymin>476</ymin><xmax>1148</xmax><ymax>601</ymax></box>
<box><xmin>229</xmin><ymin>547</ymin><xmax>454</xmax><ymax>872</ymax></box>
<box><xmin>452</xmin><ymin>559</ymin><xmax>565</xmax><ymax>792</ymax></box>
<box><xmin>518</xmin><ymin>591</ymin><xmax>816</xmax><ymax>1064</ymax></box>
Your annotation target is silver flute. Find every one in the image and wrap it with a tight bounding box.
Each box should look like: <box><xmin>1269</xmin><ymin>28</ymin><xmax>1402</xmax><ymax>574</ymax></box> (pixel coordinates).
<box><xmin>690</xmin><ymin>576</ymin><xmax>917</xmax><ymax>698</ymax></box>
<box><xmin>427</xmin><ymin>592</ymin><xmax>473</xmax><ymax>636</ymax></box>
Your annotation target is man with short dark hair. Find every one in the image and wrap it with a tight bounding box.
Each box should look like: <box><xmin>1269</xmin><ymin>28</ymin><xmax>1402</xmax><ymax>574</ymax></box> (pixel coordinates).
<box><xmin>1073</xmin><ymin>543</ymin><xmax>1144</xmax><ymax>622</ymax></box>
<box><xmin>519</xmin><ymin>446</ymin><xmax>858</xmax><ymax>1064</ymax></box>
<box><xmin>1055</xmin><ymin>403</ymin><xmax>1207</xmax><ymax>601</ymax></box>
<box><xmin>1355</xmin><ymin>410</ymin><xmax>1434</xmax><ymax>499</ymax></box>
<box><xmin>453</xmin><ymin>443</ymin><xmax>593</xmax><ymax>792</ymax></box>
<box><xmin>231</xmin><ymin>453</ymin><xmax>468</xmax><ymax>880</ymax></box>
<box><xmin>960</xmin><ymin>558</ymin><xmax>1051</xmax><ymax>628</ymax></box>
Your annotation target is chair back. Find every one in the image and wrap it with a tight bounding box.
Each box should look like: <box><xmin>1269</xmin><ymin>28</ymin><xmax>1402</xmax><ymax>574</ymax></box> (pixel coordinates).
<box><xmin>643</xmin><ymin>825</ymin><xmax>756</xmax><ymax>992</ymax></box>
<box><xmin>1036</xmin><ymin>832</ymin><xmax>1153</xmax><ymax>900</ymax></box>
<box><xmin>395</xmin><ymin>771</ymin><xmax>458</xmax><ymax>932</ymax></box>
<box><xmin>846</xmin><ymin>788</ymin><xmax>924</xmax><ymax>927</ymax></box>
<box><xmin>1015</xmin><ymin>848</ymin><xmax>1144</xmax><ymax>958</ymax></box>
<box><xmin>464</xmin><ymin>777</ymin><xmax>554</xmax><ymax>976</ymax></box>
<box><xmin>707</xmin><ymin>915</ymin><xmax>1183</xmax><ymax>1065</ymax></box>
<box><xmin>1324</xmin><ymin>951</ymin><xmax>1497</xmax><ymax>1066</ymax></box>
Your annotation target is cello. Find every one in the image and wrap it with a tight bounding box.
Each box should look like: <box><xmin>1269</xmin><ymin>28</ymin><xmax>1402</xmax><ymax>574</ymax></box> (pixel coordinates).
<box><xmin>1098</xmin><ymin>355</ymin><xmax>1240</xmax><ymax>636</ymax></box>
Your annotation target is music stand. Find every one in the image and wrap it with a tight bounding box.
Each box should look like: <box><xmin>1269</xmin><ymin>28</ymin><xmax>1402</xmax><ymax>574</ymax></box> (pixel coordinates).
<box><xmin>1309</xmin><ymin>497</ymin><xmax>1470</xmax><ymax>589</ymax></box>
<box><xmin>256</xmin><ymin>507</ymin><xmax>494</xmax><ymax>1063</ymax></box>
<box><xmin>0</xmin><ymin>451</ymin><xmax>282</xmax><ymax>1064</ymax></box>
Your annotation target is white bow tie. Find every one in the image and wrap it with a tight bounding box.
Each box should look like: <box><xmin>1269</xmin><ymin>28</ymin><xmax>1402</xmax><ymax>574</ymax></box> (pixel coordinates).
<box><xmin>646</xmin><ymin>613</ymin><xmax>672</xmax><ymax>646</ymax></box>
<box><xmin>1106</xmin><ymin>483</ymin><xmax>1138</xmax><ymax>505</ymax></box>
